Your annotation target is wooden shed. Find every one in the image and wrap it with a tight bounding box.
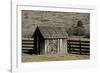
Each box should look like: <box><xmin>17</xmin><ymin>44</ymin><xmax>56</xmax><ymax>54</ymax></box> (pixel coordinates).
<box><xmin>33</xmin><ymin>26</ymin><xmax>68</xmax><ymax>55</ymax></box>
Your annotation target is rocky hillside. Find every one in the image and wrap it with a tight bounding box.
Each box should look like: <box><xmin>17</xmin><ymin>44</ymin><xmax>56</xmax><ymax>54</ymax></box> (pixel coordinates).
<box><xmin>22</xmin><ymin>10</ymin><xmax>90</xmax><ymax>38</ymax></box>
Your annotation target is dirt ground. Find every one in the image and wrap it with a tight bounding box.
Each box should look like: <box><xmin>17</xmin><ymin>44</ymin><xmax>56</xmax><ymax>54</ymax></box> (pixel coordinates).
<box><xmin>22</xmin><ymin>53</ymin><xmax>90</xmax><ymax>62</ymax></box>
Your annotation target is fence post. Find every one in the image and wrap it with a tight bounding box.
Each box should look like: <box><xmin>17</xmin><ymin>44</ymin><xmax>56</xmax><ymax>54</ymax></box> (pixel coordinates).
<box><xmin>68</xmin><ymin>40</ymin><xmax>71</xmax><ymax>54</ymax></box>
<box><xmin>79</xmin><ymin>40</ymin><xmax>82</xmax><ymax>55</ymax></box>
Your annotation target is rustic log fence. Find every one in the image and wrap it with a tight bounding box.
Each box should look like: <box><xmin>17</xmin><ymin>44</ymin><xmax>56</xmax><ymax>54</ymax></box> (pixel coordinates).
<box><xmin>22</xmin><ymin>38</ymin><xmax>90</xmax><ymax>55</ymax></box>
<box><xmin>22</xmin><ymin>38</ymin><xmax>34</xmax><ymax>54</ymax></box>
<box><xmin>67</xmin><ymin>39</ymin><xmax>90</xmax><ymax>55</ymax></box>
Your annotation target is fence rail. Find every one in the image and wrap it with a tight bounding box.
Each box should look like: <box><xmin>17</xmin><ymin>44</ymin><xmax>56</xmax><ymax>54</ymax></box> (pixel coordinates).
<box><xmin>67</xmin><ymin>39</ymin><xmax>90</xmax><ymax>55</ymax></box>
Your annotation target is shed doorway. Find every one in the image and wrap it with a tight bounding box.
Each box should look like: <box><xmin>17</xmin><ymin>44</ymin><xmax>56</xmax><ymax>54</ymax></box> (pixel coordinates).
<box><xmin>34</xmin><ymin>35</ymin><xmax>45</xmax><ymax>55</ymax></box>
<box><xmin>36</xmin><ymin>36</ymin><xmax>40</xmax><ymax>55</ymax></box>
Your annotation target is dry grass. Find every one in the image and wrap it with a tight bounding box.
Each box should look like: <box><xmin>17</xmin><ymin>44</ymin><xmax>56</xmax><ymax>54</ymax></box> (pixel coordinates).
<box><xmin>22</xmin><ymin>53</ymin><xmax>90</xmax><ymax>62</ymax></box>
<box><xmin>22</xmin><ymin>11</ymin><xmax>90</xmax><ymax>38</ymax></box>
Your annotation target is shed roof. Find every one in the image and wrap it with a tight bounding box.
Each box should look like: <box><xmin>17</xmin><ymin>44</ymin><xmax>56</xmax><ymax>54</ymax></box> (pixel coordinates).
<box><xmin>34</xmin><ymin>26</ymin><xmax>68</xmax><ymax>39</ymax></box>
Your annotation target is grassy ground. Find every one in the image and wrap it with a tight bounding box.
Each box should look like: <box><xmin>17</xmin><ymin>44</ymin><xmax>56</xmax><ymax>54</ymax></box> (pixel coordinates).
<box><xmin>22</xmin><ymin>53</ymin><xmax>90</xmax><ymax>62</ymax></box>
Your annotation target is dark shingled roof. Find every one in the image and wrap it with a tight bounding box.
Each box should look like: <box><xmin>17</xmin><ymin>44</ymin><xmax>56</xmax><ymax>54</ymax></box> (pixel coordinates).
<box><xmin>34</xmin><ymin>26</ymin><xmax>68</xmax><ymax>39</ymax></box>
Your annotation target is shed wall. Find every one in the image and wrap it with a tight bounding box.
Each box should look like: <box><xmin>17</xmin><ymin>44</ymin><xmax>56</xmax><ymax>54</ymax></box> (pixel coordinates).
<box><xmin>45</xmin><ymin>39</ymin><xmax>67</xmax><ymax>54</ymax></box>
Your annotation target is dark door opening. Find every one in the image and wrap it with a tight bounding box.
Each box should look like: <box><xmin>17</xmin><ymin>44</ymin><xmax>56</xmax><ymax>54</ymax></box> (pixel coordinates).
<box><xmin>36</xmin><ymin>36</ymin><xmax>40</xmax><ymax>55</ymax></box>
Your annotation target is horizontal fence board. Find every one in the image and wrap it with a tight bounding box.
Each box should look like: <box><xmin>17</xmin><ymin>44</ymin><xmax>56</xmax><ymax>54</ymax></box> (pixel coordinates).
<box><xmin>68</xmin><ymin>43</ymin><xmax>90</xmax><ymax>46</ymax></box>
<box><xmin>67</xmin><ymin>40</ymin><xmax>90</xmax><ymax>43</ymax></box>
<box><xmin>22</xmin><ymin>44</ymin><xmax>34</xmax><ymax>47</ymax></box>
<box><xmin>68</xmin><ymin>46</ymin><xmax>89</xmax><ymax>49</ymax></box>
<box><xmin>22</xmin><ymin>45</ymin><xmax>34</xmax><ymax>47</ymax></box>
<box><xmin>22</xmin><ymin>47</ymin><xmax>34</xmax><ymax>49</ymax></box>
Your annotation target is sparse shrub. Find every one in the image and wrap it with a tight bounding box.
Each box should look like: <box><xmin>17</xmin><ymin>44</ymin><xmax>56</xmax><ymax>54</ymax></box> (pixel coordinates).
<box><xmin>67</xmin><ymin>20</ymin><xmax>88</xmax><ymax>37</ymax></box>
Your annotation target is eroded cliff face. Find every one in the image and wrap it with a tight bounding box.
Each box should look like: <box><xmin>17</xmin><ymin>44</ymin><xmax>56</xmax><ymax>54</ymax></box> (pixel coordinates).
<box><xmin>22</xmin><ymin>10</ymin><xmax>90</xmax><ymax>38</ymax></box>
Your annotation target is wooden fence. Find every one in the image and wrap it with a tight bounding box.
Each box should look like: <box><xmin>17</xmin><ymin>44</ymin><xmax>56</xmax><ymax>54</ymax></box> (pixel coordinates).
<box><xmin>67</xmin><ymin>39</ymin><xmax>90</xmax><ymax>55</ymax></box>
<box><xmin>22</xmin><ymin>38</ymin><xmax>34</xmax><ymax>54</ymax></box>
<box><xmin>22</xmin><ymin>38</ymin><xmax>90</xmax><ymax>55</ymax></box>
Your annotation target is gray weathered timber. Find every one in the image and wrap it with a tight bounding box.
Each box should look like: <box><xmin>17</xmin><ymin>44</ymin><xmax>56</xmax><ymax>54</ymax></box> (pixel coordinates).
<box><xmin>33</xmin><ymin>26</ymin><xmax>68</xmax><ymax>55</ymax></box>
